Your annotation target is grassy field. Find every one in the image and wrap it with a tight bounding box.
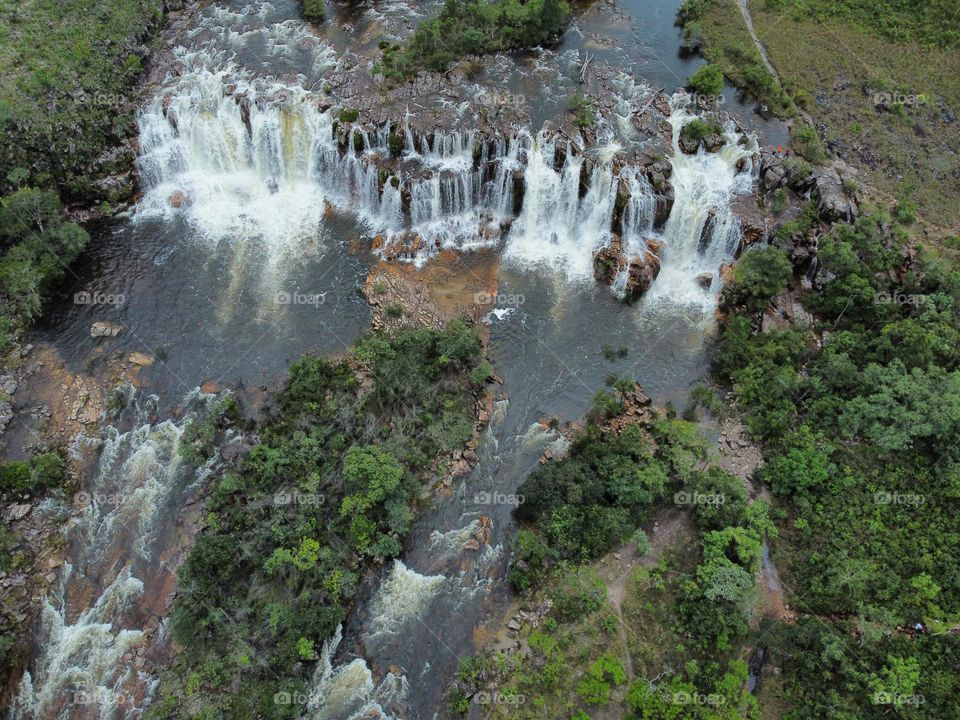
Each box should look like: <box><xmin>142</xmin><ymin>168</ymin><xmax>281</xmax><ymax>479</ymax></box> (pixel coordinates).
<box><xmin>0</xmin><ymin>0</ymin><xmax>164</xmax><ymax>198</ymax></box>
<box><xmin>689</xmin><ymin>0</ymin><xmax>960</xmax><ymax>228</ymax></box>
<box><xmin>749</xmin><ymin>0</ymin><xmax>960</xmax><ymax>227</ymax></box>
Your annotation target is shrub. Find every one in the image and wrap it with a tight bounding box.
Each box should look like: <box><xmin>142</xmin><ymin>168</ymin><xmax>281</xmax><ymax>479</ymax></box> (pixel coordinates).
<box><xmin>724</xmin><ymin>245</ymin><xmax>792</xmax><ymax>313</ymax></box>
<box><xmin>0</xmin><ymin>453</ymin><xmax>66</xmax><ymax>493</ymax></box>
<box><xmin>680</xmin><ymin>117</ymin><xmax>723</xmax><ymax>143</ymax></box>
<box><xmin>687</xmin><ymin>64</ymin><xmax>724</xmax><ymax>96</ymax></box>
<box><xmin>568</xmin><ymin>94</ymin><xmax>595</xmax><ymax>129</ymax></box>
<box><xmin>301</xmin><ymin>0</ymin><xmax>325</xmax><ymax>21</ymax></box>
<box><xmin>790</xmin><ymin>123</ymin><xmax>826</xmax><ymax>164</ymax></box>
<box><xmin>378</xmin><ymin>0</ymin><xmax>572</xmax><ymax>79</ymax></box>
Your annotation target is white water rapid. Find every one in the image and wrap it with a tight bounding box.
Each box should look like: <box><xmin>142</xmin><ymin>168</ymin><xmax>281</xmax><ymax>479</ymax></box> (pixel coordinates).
<box><xmin>10</xmin><ymin>390</ymin><xmax>221</xmax><ymax>720</ymax></box>
<box><xmin>645</xmin><ymin>99</ymin><xmax>758</xmax><ymax>305</ymax></box>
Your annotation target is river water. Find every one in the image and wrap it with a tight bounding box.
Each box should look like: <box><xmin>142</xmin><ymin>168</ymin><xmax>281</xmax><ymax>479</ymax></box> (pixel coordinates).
<box><xmin>9</xmin><ymin>0</ymin><xmax>785</xmax><ymax>718</ymax></box>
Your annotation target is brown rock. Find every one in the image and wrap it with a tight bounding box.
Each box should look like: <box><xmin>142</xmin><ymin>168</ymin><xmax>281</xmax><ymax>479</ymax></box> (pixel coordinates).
<box><xmin>90</xmin><ymin>321</ymin><xmax>123</xmax><ymax>338</ymax></box>
<box><xmin>168</xmin><ymin>190</ymin><xmax>189</xmax><ymax>208</ymax></box>
<box><xmin>127</xmin><ymin>352</ymin><xmax>154</xmax><ymax>367</ymax></box>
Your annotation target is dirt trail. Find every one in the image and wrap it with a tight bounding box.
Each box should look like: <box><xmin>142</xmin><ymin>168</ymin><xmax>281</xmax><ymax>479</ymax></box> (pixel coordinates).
<box><xmin>738</xmin><ymin>0</ymin><xmax>780</xmax><ymax>81</ymax></box>
<box><xmin>602</xmin><ymin>508</ymin><xmax>692</xmax><ymax>681</ymax></box>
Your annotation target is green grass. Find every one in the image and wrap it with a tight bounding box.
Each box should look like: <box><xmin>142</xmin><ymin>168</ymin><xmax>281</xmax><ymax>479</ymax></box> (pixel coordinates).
<box><xmin>0</xmin><ymin>0</ymin><xmax>164</xmax><ymax>198</ymax></box>
<box><xmin>765</xmin><ymin>0</ymin><xmax>960</xmax><ymax>48</ymax></box>
<box><xmin>750</xmin><ymin>0</ymin><xmax>960</xmax><ymax>226</ymax></box>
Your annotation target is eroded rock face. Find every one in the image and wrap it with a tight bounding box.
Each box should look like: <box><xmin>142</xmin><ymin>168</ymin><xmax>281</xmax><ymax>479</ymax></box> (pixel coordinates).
<box><xmin>812</xmin><ymin>162</ymin><xmax>859</xmax><ymax>222</ymax></box>
<box><xmin>730</xmin><ymin>196</ymin><xmax>767</xmax><ymax>254</ymax></box>
<box><xmin>593</xmin><ymin>235</ymin><xmax>662</xmax><ymax>300</ymax></box>
<box><xmin>653</xmin><ymin>184</ymin><xmax>675</xmax><ymax>229</ymax></box>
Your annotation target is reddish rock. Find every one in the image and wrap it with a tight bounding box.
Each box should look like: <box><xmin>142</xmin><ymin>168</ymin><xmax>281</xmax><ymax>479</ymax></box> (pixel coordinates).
<box><xmin>593</xmin><ymin>235</ymin><xmax>662</xmax><ymax>300</ymax></box>
<box><xmin>168</xmin><ymin>190</ymin><xmax>188</xmax><ymax>208</ymax></box>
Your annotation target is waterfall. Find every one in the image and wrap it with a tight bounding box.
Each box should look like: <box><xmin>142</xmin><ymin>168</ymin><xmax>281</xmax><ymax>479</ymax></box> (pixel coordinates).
<box><xmin>504</xmin><ymin>134</ymin><xmax>620</xmax><ymax>280</ymax></box>
<box><xmin>136</xmin><ymin>39</ymin><xmax>752</xmax><ymax>295</ymax></box>
<box><xmin>645</xmin><ymin>99</ymin><xmax>757</xmax><ymax>306</ymax></box>
<box><xmin>11</xmin><ymin>390</ymin><xmax>221</xmax><ymax>720</ymax></box>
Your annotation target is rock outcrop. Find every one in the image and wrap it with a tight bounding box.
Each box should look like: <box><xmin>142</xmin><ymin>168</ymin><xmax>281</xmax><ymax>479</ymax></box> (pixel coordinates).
<box><xmin>593</xmin><ymin>235</ymin><xmax>662</xmax><ymax>300</ymax></box>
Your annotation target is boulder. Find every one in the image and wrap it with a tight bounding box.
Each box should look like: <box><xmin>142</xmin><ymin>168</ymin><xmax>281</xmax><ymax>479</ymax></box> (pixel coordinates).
<box><xmin>379</xmin><ymin>231</ymin><xmax>422</xmax><ymax>261</ymax></box>
<box><xmin>698</xmin><ymin>209</ymin><xmax>717</xmax><ymax>253</ymax></box>
<box><xmin>128</xmin><ymin>352</ymin><xmax>154</xmax><ymax>367</ymax></box>
<box><xmin>812</xmin><ymin>164</ymin><xmax>858</xmax><ymax>222</ymax></box>
<box><xmin>679</xmin><ymin>133</ymin><xmax>700</xmax><ymax>154</ymax></box>
<box><xmin>704</xmin><ymin>133</ymin><xmax>725</xmax><ymax>152</ymax></box>
<box><xmin>731</xmin><ymin>196</ymin><xmax>767</xmax><ymax>254</ymax></box>
<box><xmin>696</xmin><ymin>273</ymin><xmax>713</xmax><ymax>290</ymax></box>
<box><xmin>592</xmin><ymin>241</ymin><xmax>622</xmax><ymax>285</ymax></box>
<box><xmin>90</xmin><ymin>321</ymin><xmax>123</xmax><ymax>338</ymax></box>
<box><xmin>653</xmin><ymin>184</ymin><xmax>674</xmax><ymax>229</ymax></box>
<box><xmin>168</xmin><ymin>191</ymin><xmax>189</xmax><ymax>208</ymax></box>
<box><xmin>624</xmin><ymin>250</ymin><xmax>661</xmax><ymax>299</ymax></box>
<box><xmin>593</xmin><ymin>235</ymin><xmax>662</xmax><ymax>300</ymax></box>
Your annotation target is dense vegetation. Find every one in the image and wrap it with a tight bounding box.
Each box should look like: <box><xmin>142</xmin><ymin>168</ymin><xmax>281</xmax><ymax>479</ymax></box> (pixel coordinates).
<box><xmin>455</xmin><ymin>385</ymin><xmax>774</xmax><ymax>718</ymax></box>
<box><xmin>147</xmin><ymin>322</ymin><xmax>491</xmax><ymax>720</ymax></box>
<box><xmin>0</xmin><ymin>0</ymin><xmax>163</xmax><ymax>200</ymax></box>
<box><xmin>0</xmin><ymin>453</ymin><xmax>67</xmax><ymax>494</ymax></box>
<box><xmin>377</xmin><ymin>0</ymin><xmax>571</xmax><ymax>80</ymax></box>
<box><xmin>716</xmin><ymin>208</ymin><xmax>960</xmax><ymax>716</ymax></box>
<box><xmin>0</xmin><ymin>187</ymin><xmax>89</xmax><ymax>355</ymax></box>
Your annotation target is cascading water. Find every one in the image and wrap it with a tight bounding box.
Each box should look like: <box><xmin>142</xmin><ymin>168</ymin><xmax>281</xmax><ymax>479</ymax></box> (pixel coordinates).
<box><xmin>10</xmin><ymin>390</ymin><xmax>222</xmax><ymax>720</ymax></box>
<box><xmin>504</xmin><ymin>134</ymin><xmax>620</xmax><ymax>280</ymax></box>
<box><xmin>644</xmin><ymin>98</ymin><xmax>758</xmax><ymax>306</ymax></box>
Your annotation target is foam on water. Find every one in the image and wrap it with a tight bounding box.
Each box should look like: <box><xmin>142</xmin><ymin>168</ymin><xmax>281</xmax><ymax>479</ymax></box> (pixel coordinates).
<box><xmin>307</xmin><ymin>626</ymin><xmax>406</xmax><ymax>720</ymax></box>
<box><xmin>366</xmin><ymin>560</ymin><xmax>447</xmax><ymax>639</ymax></box>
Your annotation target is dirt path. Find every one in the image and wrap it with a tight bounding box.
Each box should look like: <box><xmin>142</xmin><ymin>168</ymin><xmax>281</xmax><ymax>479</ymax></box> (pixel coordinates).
<box><xmin>602</xmin><ymin>508</ymin><xmax>692</xmax><ymax>681</ymax></box>
<box><xmin>738</xmin><ymin>0</ymin><xmax>780</xmax><ymax>81</ymax></box>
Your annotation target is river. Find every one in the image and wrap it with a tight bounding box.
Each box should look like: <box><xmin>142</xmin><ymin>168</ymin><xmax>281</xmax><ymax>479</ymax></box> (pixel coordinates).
<box><xmin>7</xmin><ymin>0</ymin><xmax>786</xmax><ymax>717</ymax></box>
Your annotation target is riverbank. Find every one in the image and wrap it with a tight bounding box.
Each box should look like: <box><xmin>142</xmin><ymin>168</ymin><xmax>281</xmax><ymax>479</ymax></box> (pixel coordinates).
<box><xmin>679</xmin><ymin>0</ymin><xmax>960</xmax><ymax>229</ymax></box>
<box><xmin>0</xmin><ymin>0</ymin><xmax>170</xmax><ymax>206</ymax></box>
